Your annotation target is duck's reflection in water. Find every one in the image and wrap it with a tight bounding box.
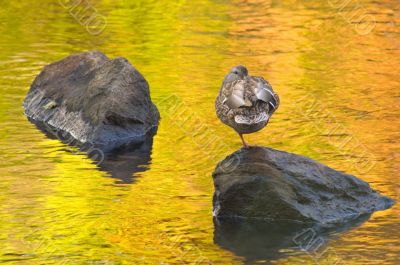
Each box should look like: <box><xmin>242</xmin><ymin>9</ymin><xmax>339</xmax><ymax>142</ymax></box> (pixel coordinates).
<box><xmin>214</xmin><ymin>214</ymin><xmax>371</xmax><ymax>262</ymax></box>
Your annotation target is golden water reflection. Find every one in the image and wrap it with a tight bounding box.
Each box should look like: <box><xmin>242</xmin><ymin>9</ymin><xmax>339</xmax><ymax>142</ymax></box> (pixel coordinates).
<box><xmin>0</xmin><ymin>0</ymin><xmax>399</xmax><ymax>264</ymax></box>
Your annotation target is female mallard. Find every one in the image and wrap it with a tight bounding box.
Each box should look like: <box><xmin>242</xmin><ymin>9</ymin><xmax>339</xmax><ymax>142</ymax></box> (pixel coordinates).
<box><xmin>215</xmin><ymin>66</ymin><xmax>280</xmax><ymax>148</ymax></box>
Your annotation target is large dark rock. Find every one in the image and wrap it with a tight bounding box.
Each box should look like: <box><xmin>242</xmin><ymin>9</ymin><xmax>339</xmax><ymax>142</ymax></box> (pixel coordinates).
<box><xmin>213</xmin><ymin>147</ymin><xmax>394</xmax><ymax>224</ymax></box>
<box><xmin>23</xmin><ymin>51</ymin><xmax>160</xmax><ymax>152</ymax></box>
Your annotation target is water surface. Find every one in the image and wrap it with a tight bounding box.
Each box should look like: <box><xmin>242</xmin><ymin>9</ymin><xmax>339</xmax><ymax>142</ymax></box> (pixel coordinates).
<box><xmin>0</xmin><ymin>0</ymin><xmax>399</xmax><ymax>264</ymax></box>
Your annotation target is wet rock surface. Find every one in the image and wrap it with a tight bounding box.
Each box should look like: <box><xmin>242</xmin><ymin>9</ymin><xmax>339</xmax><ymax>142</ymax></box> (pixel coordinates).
<box><xmin>213</xmin><ymin>147</ymin><xmax>394</xmax><ymax>224</ymax></box>
<box><xmin>23</xmin><ymin>51</ymin><xmax>160</xmax><ymax>152</ymax></box>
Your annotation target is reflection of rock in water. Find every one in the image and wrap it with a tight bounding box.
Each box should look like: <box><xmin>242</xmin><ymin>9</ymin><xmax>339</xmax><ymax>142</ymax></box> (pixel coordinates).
<box><xmin>214</xmin><ymin>214</ymin><xmax>371</xmax><ymax>262</ymax></box>
<box><xmin>96</xmin><ymin>136</ymin><xmax>154</xmax><ymax>184</ymax></box>
<box><xmin>31</xmin><ymin>119</ymin><xmax>155</xmax><ymax>184</ymax></box>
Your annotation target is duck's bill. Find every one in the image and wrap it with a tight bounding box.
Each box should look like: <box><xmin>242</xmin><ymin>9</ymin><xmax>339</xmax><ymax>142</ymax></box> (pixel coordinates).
<box><xmin>234</xmin><ymin>112</ymin><xmax>269</xmax><ymax>125</ymax></box>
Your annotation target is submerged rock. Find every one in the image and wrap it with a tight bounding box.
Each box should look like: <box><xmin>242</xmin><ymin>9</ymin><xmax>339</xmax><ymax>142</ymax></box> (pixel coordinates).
<box><xmin>23</xmin><ymin>51</ymin><xmax>160</xmax><ymax>152</ymax></box>
<box><xmin>212</xmin><ymin>147</ymin><xmax>394</xmax><ymax>224</ymax></box>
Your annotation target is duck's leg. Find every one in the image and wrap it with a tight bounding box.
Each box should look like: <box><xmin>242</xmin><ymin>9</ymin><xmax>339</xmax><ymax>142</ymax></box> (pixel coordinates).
<box><xmin>239</xmin><ymin>133</ymin><xmax>249</xmax><ymax>148</ymax></box>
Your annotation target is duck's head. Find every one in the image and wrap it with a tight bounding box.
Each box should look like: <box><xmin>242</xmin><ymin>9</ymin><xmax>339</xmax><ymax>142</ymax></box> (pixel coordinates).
<box><xmin>223</xmin><ymin>65</ymin><xmax>249</xmax><ymax>83</ymax></box>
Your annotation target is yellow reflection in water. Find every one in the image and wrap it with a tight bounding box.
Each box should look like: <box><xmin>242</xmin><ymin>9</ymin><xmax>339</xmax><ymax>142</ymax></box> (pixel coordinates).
<box><xmin>0</xmin><ymin>0</ymin><xmax>399</xmax><ymax>264</ymax></box>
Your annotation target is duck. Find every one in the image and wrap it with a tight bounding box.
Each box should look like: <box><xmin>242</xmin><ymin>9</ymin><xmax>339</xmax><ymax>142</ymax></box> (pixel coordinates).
<box><xmin>215</xmin><ymin>66</ymin><xmax>280</xmax><ymax>148</ymax></box>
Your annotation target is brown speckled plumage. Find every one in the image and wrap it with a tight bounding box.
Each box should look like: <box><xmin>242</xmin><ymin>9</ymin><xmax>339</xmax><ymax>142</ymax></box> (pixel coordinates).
<box><xmin>215</xmin><ymin>66</ymin><xmax>279</xmax><ymax>147</ymax></box>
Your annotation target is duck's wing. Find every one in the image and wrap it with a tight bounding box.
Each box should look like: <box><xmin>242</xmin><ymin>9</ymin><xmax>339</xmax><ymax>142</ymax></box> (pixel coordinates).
<box><xmin>249</xmin><ymin>77</ymin><xmax>280</xmax><ymax>113</ymax></box>
<box><xmin>220</xmin><ymin>80</ymin><xmax>251</xmax><ymax>109</ymax></box>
